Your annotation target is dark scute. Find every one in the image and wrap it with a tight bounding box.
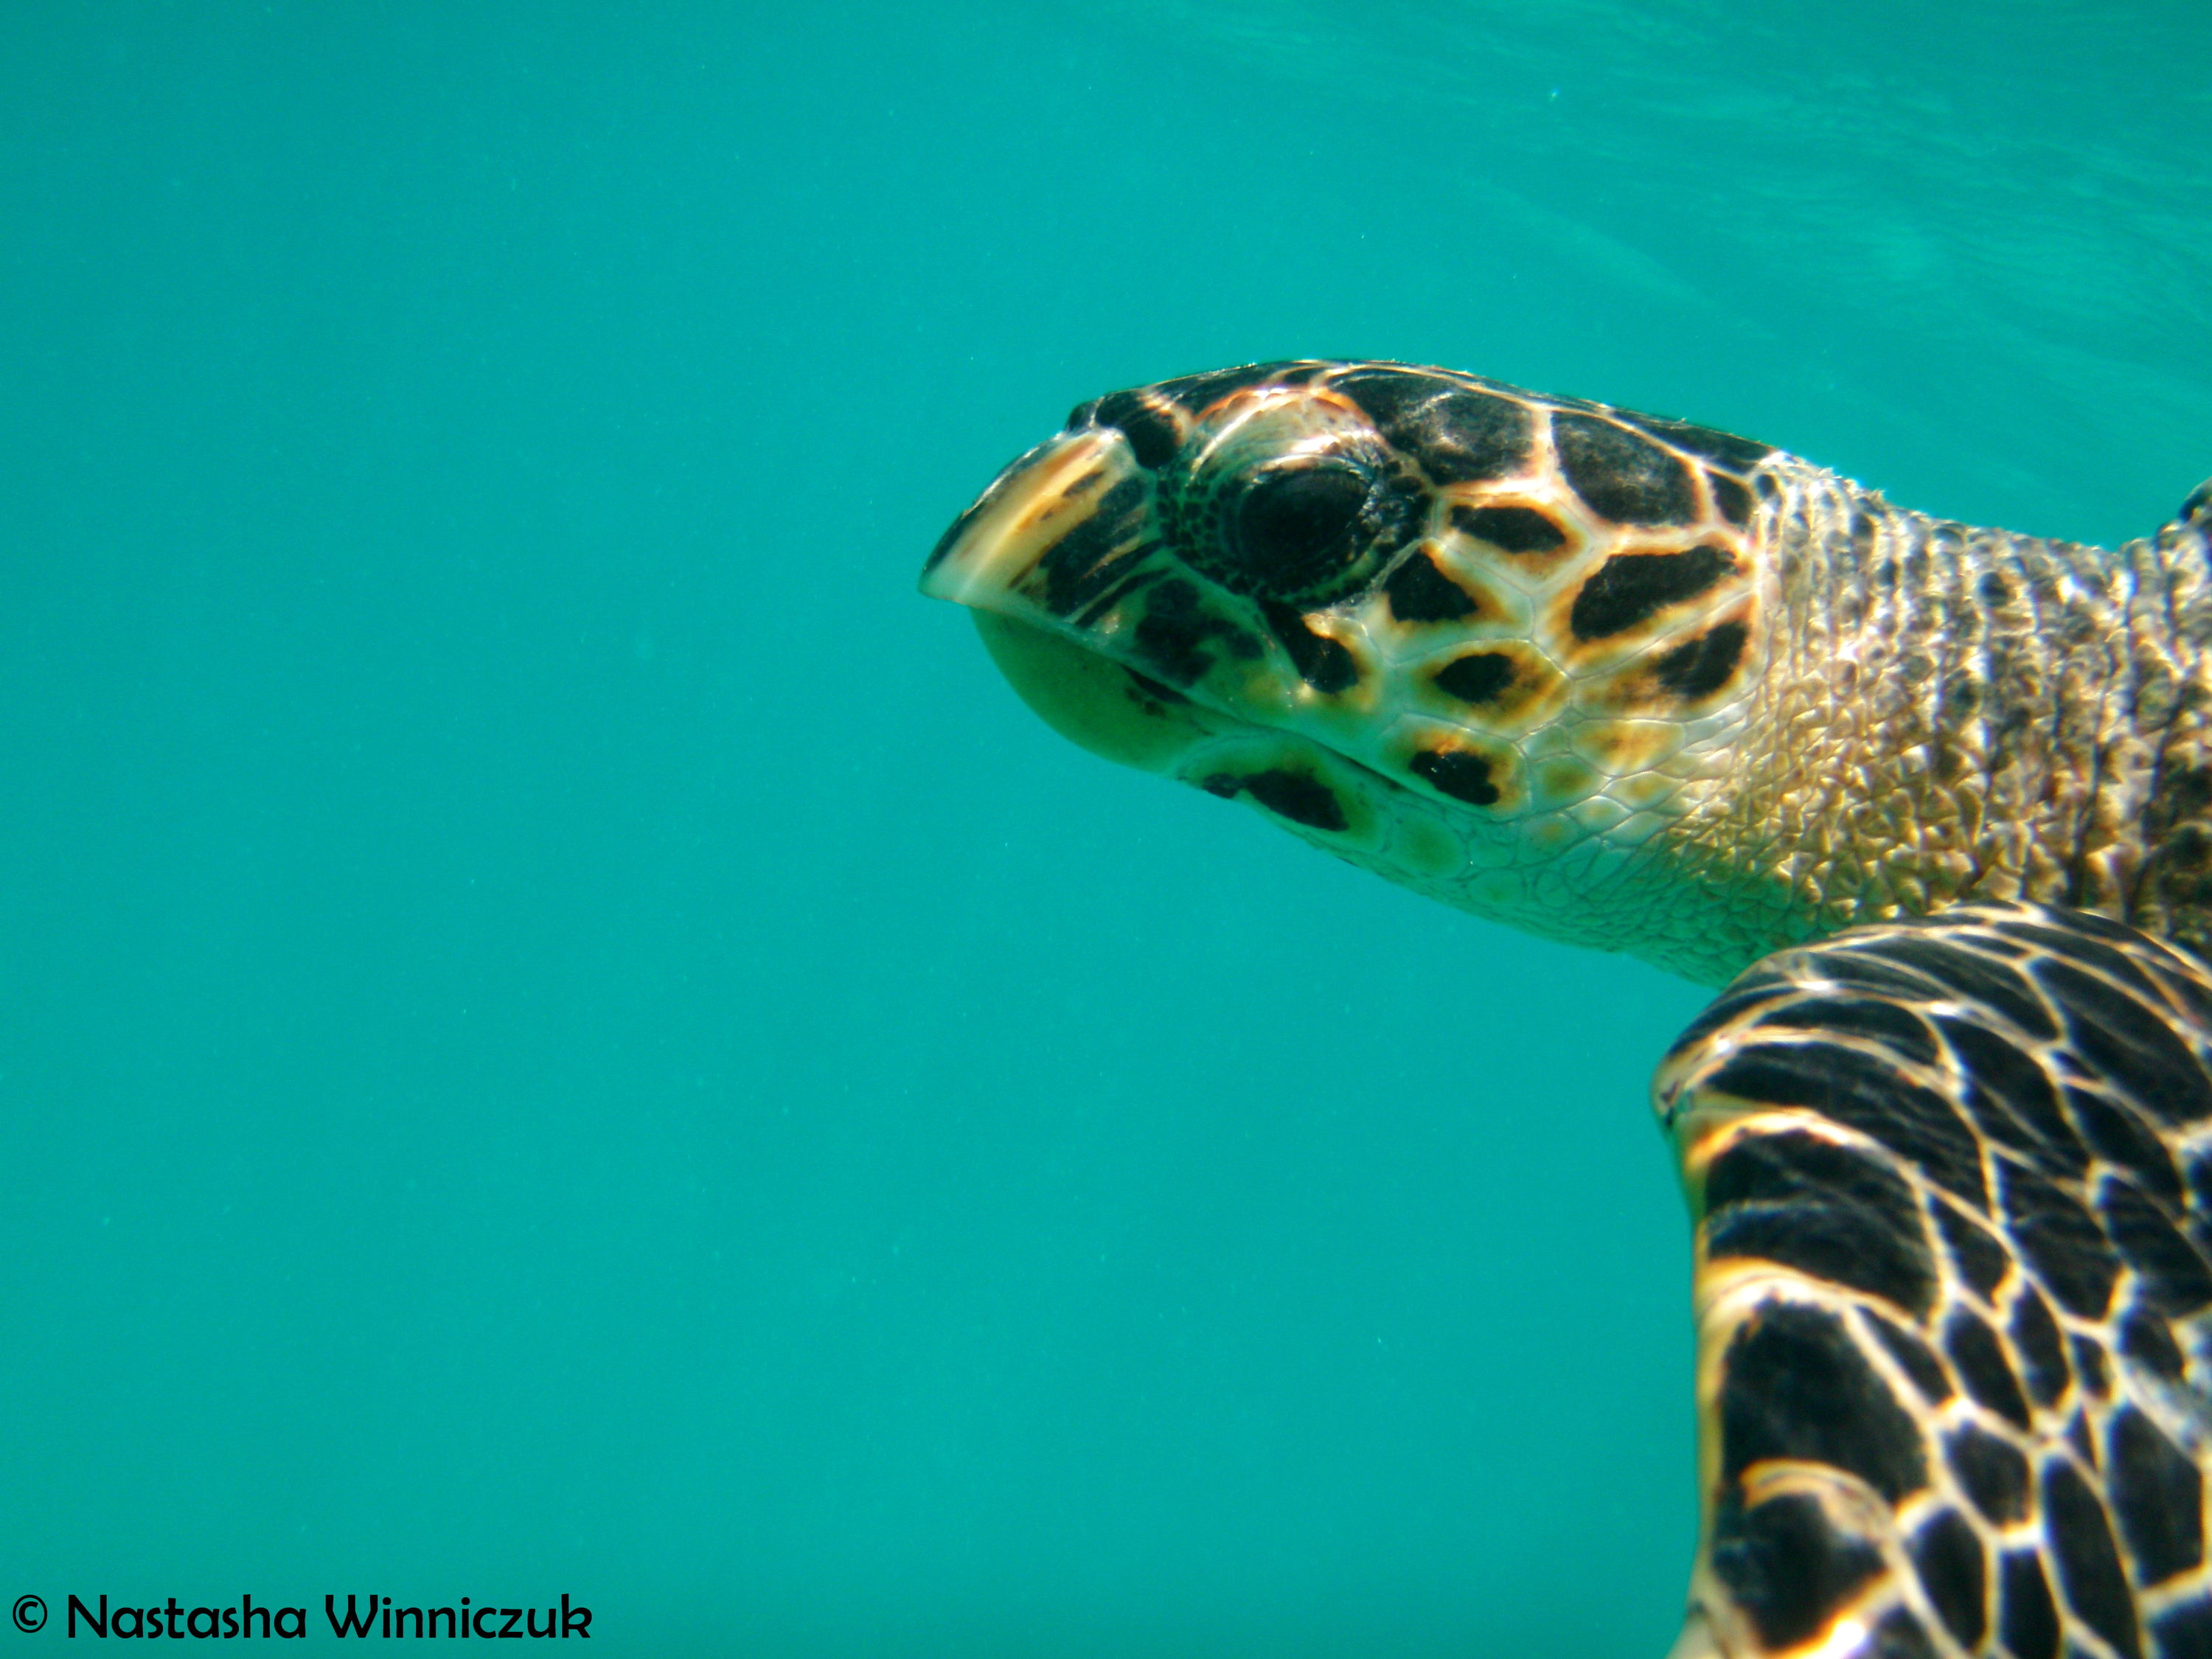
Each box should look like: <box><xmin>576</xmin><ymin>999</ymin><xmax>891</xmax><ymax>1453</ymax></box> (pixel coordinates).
<box><xmin>1652</xmin><ymin>620</ymin><xmax>1750</xmax><ymax>700</ymax></box>
<box><xmin>1382</xmin><ymin>551</ymin><xmax>1478</xmax><ymax>623</ymax></box>
<box><xmin>1410</xmin><ymin>748</ymin><xmax>1500</xmax><ymax>807</ymax></box>
<box><xmin>1405</xmin><ymin>390</ymin><xmax>1534</xmax><ymax>482</ymax></box>
<box><xmin>1257</xmin><ymin>601</ymin><xmax>1360</xmax><ymax>695</ymax></box>
<box><xmin>1623</xmin><ymin>411</ymin><xmax>1776</xmax><ymax>472</ymax></box>
<box><xmin>1856</xmin><ymin>936</ymin><xmax>2060</xmax><ymax>1040</ymax></box>
<box><xmin>1711</xmin><ymin>471</ymin><xmax>1756</xmax><ymax>526</ymax></box>
<box><xmin>1663</xmin><ymin>984</ymin><xmax>1795</xmax><ymax>1065</ymax></box>
<box><xmin>1999</xmin><ymin>1551</ymin><xmax>2062</xmax><ymax>1659</ymax></box>
<box><xmin>2072</xmin><ymin>1334</ymin><xmax>2112</xmax><ymax>1397</ymax></box>
<box><xmin>2109</xmin><ymin>1405</ymin><xmax>2205</xmax><ymax>1585</ymax></box>
<box><xmin>1133</xmin><ymin>577</ymin><xmax>1216</xmax><ymax>684</ymax></box>
<box><xmin>1753</xmin><ymin>996</ymin><xmax>1941</xmax><ymax>1065</ymax></box>
<box><xmin>1934</xmin><ymin>1201</ymin><xmax>2013</xmax><ymax>1298</ymax></box>
<box><xmin>1998</xmin><ymin>1158</ymin><xmax>2121</xmax><ymax>1318</ymax></box>
<box><xmin>1945</xmin><ymin>1422</ymin><xmax>2031</xmax><ymax>1524</ymax></box>
<box><xmin>1813</xmin><ymin>952</ymin><xmax>1950</xmax><ymax>1001</ymax></box>
<box><xmin>2003</xmin><ymin>917</ymin><xmax>2168</xmax><ymax>997</ymax></box>
<box><xmin>2033</xmin><ymin>905</ymin><xmax>2160</xmax><ymax>947</ymax></box>
<box><xmin>2146</xmin><ymin>953</ymin><xmax>2212</xmax><ymax>1035</ymax></box>
<box><xmin>1450</xmin><ymin>502</ymin><xmax>1564</xmax><ymax>553</ymax></box>
<box><xmin>1941</xmin><ymin>1307</ymin><xmax>2033</xmax><ymax>1430</ymax></box>
<box><xmin>1092</xmin><ymin>392</ymin><xmax>1182</xmax><ymax>471</ymax></box>
<box><xmin>1910</xmin><ymin>1508</ymin><xmax>1988</xmax><ymax>1650</ymax></box>
<box><xmin>1858</xmin><ymin>1307</ymin><xmax>1953</xmax><ymax>1404</ymax></box>
<box><xmin>1704</xmin><ymin>1041</ymin><xmax>1991</xmax><ymax>1209</ymax></box>
<box><xmin>1332</xmin><ymin>366</ymin><xmax>1449</xmax><ymax>427</ymax></box>
<box><xmin>1569</xmin><ymin>545</ymin><xmax>1737</xmax><ymax>639</ymax></box>
<box><xmin>1155</xmin><ymin>361</ymin><xmax>1304</xmax><ymax>411</ymax></box>
<box><xmin>1339</xmin><ymin>372</ymin><xmax>1533</xmax><ymax>484</ymax></box>
<box><xmin>1554</xmin><ymin>411</ymin><xmax>1700</xmax><ymax>524</ymax></box>
<box><xmin>1232</xmin><ymin>771</ymin><xmax>1348</xmax><ymax>832</ymax></box>
<box><xmin>2042</xmin><ymin>1457</ymin><xmax>2144</xmax><ymax>1658</ymax></box>
<box><xmin>1868</xmin><ymin>1609</ymin><xmax>1941</xmax><ymax>1659</ymax></box>
<box><xmin>2034</xmin><ymin>957</ymin><xmax>2212</xmax><ymax>1126</ymax></box>
<box><xmin>2151</xmin><ymin>1598</ymin><xmax>2212</xmax><ymax>1659</ymax></box>
<box><xmin>1719</xmin><ymin>1299</ymin><xmax>1927</xmax><ymax>1501</ymax></box>
<box><xmin>1701</xmin><ymin>1129</ymin><xmax>1935</xmax><ymax>1317</ymax></box>
<box><xmin>1708</xmin><ymin>1490</ymin><xmax>1882</xmax><ymax>1652</ymax></box>
<box><xmin>1939</xmin><ymin>1015</ymin><xmax>2085</xmax><ymax>1175</ymax></box>
<box><xmin>2097</xmin><ymin>1177</ymin><xmax>2212</xmax><ymax>1314</ymax></box>
<box><xmin>2120</xmin><ymin>1308</ymin><xmax>2187</xmax><ymax>1383</ymax></box>
<box><xmin>1132</xmin><ymin>615</ymin><xmax>1206</xmax><ymax>683</ymax></box>
<box><xmin>2008</xmin><ymin>1284</ymin><xmax>2072</xmax><ymax>1408</ymax></box>
<box><xmin>2067</xmin><ymin>1088</ymin><xmax>2185</xmax><ymax>1203</ymax></box>
<box><xmin>1433</xmin><ymin>651</ymin><xmax>1516</xmax><ymax>706</ymax></box>
<box><xmin>1148</xmin><ymin>575</ymin><xmax>1198</xmax><ymax>617</ymax></box>
<box><xmin>1938</xmin><ymin>1012</ymin><xmax>2074</xmax><ymax>1135</ymax></box>
<box><xmin>1234</xmin><ymin>464</ymin><xmax>1370</xmax><ymax>594</ymax></box>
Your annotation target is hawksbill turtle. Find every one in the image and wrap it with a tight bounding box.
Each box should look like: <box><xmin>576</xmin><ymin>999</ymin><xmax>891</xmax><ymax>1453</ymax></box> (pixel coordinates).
<box><xmin>919</xmin><ymin>360</ymin><xmax>2212</xmax><ymax>1659</ymax></box>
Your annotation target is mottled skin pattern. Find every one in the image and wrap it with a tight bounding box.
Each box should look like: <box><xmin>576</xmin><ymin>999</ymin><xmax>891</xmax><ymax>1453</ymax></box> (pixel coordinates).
<box><xmin>1697</xmin><ymin>466</ymin><xmax>2212</xmax><ymax>976</ymax></box>
<box><xmin>919</xmin><ymin>361</ymin><xmax>2212</xmax><ymax>1659</ymax></box>
<box><xmin>1665</xmin><ymin>903</ymin><xmax>2212</xmax><ymax>1659</ymax></box>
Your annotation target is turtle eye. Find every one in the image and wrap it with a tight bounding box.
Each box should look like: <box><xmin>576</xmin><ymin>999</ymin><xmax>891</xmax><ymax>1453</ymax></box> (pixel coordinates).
<box><xmin>1157</xmin><ymin>397</ymin><xmax>1422</xmax><ymax>606</ymax></box>
<box><xmin>1231</xmin><ymin>463</ymin><xmax>1371</xmax><ymax>597</ymax></box>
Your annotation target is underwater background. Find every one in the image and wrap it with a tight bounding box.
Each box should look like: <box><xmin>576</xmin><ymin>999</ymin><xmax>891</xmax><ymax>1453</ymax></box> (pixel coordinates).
<box><xmin>3</xmin><ymin>2</ymin><xmax>2208</xmax><ymax>1652</ymax></box>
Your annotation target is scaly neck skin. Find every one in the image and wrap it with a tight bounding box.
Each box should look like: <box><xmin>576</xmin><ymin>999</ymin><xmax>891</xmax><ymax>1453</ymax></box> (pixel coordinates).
<box><xmin>1657</xmin><ymin>459</ymin><xmax>2212</xmax><ymax>973</ymax></box>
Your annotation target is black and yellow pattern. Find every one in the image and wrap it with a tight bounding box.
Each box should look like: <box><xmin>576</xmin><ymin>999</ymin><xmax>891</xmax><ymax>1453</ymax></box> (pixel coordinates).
<box><xmin>1662</xmin><ymin>902</ymin><xmax>2212</xmax><ymax>1659</ymax></box>
<box><xmin>920</xmin><ymin>360</ymin><xmax>2212</xmax><ymax>1658</ymax></box>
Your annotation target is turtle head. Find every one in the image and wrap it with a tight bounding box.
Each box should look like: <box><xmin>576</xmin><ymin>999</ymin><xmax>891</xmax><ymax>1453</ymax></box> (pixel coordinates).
<box><xmin>922</xmin><ymin>361</ymin><xmax>1774</xmax><ymax>950</ymax></box>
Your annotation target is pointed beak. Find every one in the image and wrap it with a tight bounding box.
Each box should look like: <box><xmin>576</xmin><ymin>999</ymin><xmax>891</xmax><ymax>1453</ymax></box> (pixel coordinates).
<box><xmin>919</xmin><ymin>427</ymin><xmax>1144</xmax><ymax>622</ymax></box>
<box><xmin>919</xmin><ymin>426</ymin><xmax>1239</xmax><ymax>773</ymax></box>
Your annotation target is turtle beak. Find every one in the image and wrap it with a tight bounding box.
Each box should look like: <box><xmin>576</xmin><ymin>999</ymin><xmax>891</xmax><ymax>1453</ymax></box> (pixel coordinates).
<box><xmin>919</xmin><ymin>426</ymin><xmax>1236</xmax><ymax>773</ymax></box>
<box><xmin>918</xmin><ymin>425</ymin><xmax>1141</xmax><ymax>616</ymax></box>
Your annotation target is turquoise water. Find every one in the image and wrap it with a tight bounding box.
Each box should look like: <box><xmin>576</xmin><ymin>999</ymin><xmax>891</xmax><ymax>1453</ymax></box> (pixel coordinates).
<box><xmin>3</xmin><ymin>4</ymin><xmax>2208</xmax><ymax>1652</ymax></box>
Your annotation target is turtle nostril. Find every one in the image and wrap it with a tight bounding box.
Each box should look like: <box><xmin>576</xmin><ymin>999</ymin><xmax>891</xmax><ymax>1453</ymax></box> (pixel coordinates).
<box><xmin>1233</xmin><ymin>464</ymin><xmax>1370</xmax><ymax>593</ymax></box>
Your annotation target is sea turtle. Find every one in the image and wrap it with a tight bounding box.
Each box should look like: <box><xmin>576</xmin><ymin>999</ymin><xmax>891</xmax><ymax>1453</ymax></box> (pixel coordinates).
<box><xmin>919</xmin><ymin>360</ymin><xmax>2212</xmax><ymax>1659</ymax></box>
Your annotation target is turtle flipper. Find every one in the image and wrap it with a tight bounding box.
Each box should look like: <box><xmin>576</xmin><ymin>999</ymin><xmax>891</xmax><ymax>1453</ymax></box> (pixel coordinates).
<box><xmin>1655</xmin><ymin>902</ymin><xmax>2212</xmax><ymax>1659</ymax></box>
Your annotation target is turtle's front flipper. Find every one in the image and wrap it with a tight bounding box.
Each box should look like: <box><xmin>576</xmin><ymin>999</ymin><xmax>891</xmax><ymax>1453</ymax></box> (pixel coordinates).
<box><xmin>1655</xmin><ymin>902</ymin><xmax>2212</xmax><ymax>1659</ymax></box>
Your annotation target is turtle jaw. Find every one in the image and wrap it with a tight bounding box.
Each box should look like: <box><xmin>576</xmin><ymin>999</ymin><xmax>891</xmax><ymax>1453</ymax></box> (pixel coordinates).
<box><xmin>920</xmin><ymin>425</ymin><xmax>1244</xmax><ymax>775</ymax></box>
<box><xmin>964</xmin><ymin>607</ymin><xmax>1242</xmax><ymax>775</ymax></box>
<box><xmin>920</xmin><ymin>426</ymin><xmax>1410</xmax><ymax>838</ymax></box>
